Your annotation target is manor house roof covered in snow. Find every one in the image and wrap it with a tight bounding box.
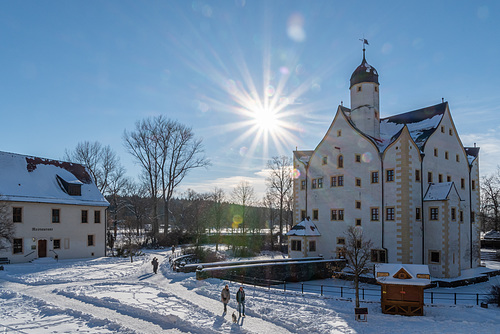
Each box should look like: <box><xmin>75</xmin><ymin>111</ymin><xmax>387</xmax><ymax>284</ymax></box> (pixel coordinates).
<box><xmin>0</xmin><ymin>151</ymin><xmax>108</xmax><ymax>207</ymax></box>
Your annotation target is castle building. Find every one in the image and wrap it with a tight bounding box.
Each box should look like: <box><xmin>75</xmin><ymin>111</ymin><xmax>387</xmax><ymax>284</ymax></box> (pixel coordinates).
<box><xmin>290</xmin><ymin>49</ymin><xmax>480</xmax><ymax>278</ymax></box>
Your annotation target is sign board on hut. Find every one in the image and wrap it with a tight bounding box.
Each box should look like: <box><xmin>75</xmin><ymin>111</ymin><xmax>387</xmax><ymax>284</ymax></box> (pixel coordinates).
<box><xmin>375</xmin><ymin>264</ymin><xmax>431</xmax><ymax>316</ymax></box>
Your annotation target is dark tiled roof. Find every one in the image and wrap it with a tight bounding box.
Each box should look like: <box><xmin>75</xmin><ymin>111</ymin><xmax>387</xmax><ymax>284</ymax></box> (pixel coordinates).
<box><xmin>464</xmin><ymin>147</ymin><xmax>480</xmax><ymax>158</ymax></box>
<box><xmin>382</xmin><ymin>102</ymin><xmax>447</xmax><ymax>125</ymax></box>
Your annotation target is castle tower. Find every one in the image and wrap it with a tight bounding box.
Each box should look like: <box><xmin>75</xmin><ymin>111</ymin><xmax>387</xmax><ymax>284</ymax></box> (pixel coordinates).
<box><xmin>349</xmin><ymin>48</ymin><xmax>380</xmax><ymax>138</ymax></box>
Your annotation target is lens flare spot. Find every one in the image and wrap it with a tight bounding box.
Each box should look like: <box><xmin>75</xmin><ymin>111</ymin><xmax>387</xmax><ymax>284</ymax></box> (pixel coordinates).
<box><xmin>265</xmin><ymin>85</ymin><xmax>275</xmax><ymax>97</ymax></box>
<box><xmin>280</xmin><ymin>66</ymin><xmax>290</xmax><ymax>75</ymax></box>
<box><xmin>226</xmin><ymin>79</ymin><xmax>237</xmax><ymax>95</ymax></box>
<box><xmin>311</xmin><ymin>82</ymin><xmax>321</xmax><ymax>93</ymax></box>
<box><xmin>361</xmin><ymin>152</ymin><xmax>373</xmax><ymax>163</ymax></box>
<box><xmin>239</xmin><ymin>147</ymin><xmax>248</xmax><ymax>156</ymax></box>
<box><xmin>292</xmin><ymin>168</ymin><xmax>301</xmax><ymax>179</ymax></box>
<box><xmin>232</xmin><ymin>215</ymin><xmax>243</xmax><ymax>229</ymax></box>
<box><xmin>287</xmin><ymin>13</ymin><xmax>306</xmax><ymax>42</ymax></box>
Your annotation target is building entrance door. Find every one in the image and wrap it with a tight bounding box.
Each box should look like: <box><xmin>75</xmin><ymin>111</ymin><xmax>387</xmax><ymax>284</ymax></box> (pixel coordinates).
<box><xmin>38</xmin><ymin>240</ymin><xmax>47</xmax><ymax>257</ymax></box>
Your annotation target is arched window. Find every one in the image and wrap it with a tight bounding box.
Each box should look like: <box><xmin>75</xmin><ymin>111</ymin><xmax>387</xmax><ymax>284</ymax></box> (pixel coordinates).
<box><xmin>338</xmin><ymin>155</ymin><xmax>344</xmax><ymax>168</ymax></box>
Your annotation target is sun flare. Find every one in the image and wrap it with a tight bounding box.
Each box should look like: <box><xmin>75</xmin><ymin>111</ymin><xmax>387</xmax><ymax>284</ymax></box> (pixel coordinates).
<box><xmin>252</xmin><ymin>107</ymin><xmax>279</xmax><ymax>132</ymax></box>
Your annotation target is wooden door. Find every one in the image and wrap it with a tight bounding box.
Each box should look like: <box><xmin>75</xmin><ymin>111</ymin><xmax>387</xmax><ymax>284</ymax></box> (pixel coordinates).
<box><xmin>38</xmin><ymin>240</ymin><xmax>47</xmax><ymax>257</ymax></box>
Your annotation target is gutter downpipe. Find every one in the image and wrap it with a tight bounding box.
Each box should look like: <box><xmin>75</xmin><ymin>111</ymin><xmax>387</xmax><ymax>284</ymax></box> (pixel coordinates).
<box><xmin>420</xmin><ymin>153</ymin><xmax>426</xmax><ymax>265</ymax></box>
<box><xmin>380</xmin><ymin>153</ymin><xmax>387</xmax><ymax>261</ymax></box>
<box><xmin>468</xmin><ymin>163</ymin><xmax>473</xmax><ymax>268</ymax></box>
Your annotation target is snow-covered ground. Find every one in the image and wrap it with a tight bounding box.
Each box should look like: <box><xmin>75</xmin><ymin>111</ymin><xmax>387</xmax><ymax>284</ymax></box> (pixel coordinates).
<box><xmin>0</xmin><ymin>251</ymin><xmax>499</xmax><ymax>333</ymax></box>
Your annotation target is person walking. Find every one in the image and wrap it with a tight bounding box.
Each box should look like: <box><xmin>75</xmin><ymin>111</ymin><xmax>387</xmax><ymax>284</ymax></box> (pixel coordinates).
<box><xmin>151</xmin><ymin>257</ymin><xmax>159</xmax><ymax>274</ymax></box>
<box><xmin>236</xmin><ymin>286</ymin><xmax>245</xmax><ymax>317</ymax></box>
<box><xmin>221</xmin><ymin>285</ymin><xmax>230</xmax><ymax>314</ymax></box>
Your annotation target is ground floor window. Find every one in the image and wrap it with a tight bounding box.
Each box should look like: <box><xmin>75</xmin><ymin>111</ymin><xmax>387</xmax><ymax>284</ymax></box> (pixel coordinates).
<box><xmin>429</xmin><ymin>250</ymin><xmax>440</xmax><ymax>264</ymax></box>
<box><xmin>53</xmin><ymin>239</ymin><xmax>61</xmax><ymax>249</ymax></box>
<box><xmin>371</xmin><ymin>249</ymin><xmax>386</xmax><ymax>263</ymax></box>
<box><xmin>309</xmin><ymin>240</ymin><xmax>316</xmax><ymax>252</ymax></box>
<box><xmin>291</xmin><ymin>239</ymin><xmax>302</xmax><ymax>251</ymax></box>
<box><xmin>87</xmin><ymin>235</ymin><xmax>95</xmax><ymax>247</ymax></box>
<box><xmin>13</xmin><ymin>238</ymin><xmax>23</xmax><ymax>254</ymax></box>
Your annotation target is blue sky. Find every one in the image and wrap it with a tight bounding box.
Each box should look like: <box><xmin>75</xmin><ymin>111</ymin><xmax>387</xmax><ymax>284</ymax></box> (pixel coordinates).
<box><xmin>1</xmin><ymin>1</ymin><xmax>499</xmax><ymax>199</ymax></box>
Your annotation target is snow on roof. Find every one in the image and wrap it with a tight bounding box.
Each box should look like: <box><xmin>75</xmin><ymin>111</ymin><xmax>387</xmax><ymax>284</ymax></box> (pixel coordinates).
<box><xmin>465</xmin><ymin>147</ymin><xmax>480</xmax><ymax>165</ymax></box>
<box><xmin>378</xmin><ymin>102</ymin><xmax>447</xmax><ymax>151</ymax></box>
<box><xmin>287</xmin><ymin>219</ymin><xmax>321</xmax><ymax>236</ymax></box>
<box><xmin>0</xmin><ymin>151</ymin><xmax>108</xmax><ymax>207</ymax></box>
<box><xmin>483</xmin><ymin>230</ymin><xmax>500</xmax><ymax>240</ymax></box>
<box><xmin>375</xmin><ymin>263</ymin><xmax>431</xmax><ymax>286</ymax></box>
<box><xmin>423</xmin><ymin>182</ymin><xmax>461</xmax><ymax>201</ymax></box>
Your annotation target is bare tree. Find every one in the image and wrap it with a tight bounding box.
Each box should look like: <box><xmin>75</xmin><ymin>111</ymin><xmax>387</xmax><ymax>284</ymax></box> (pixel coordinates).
<box><xmin>0</xmin><ymin>197</ymin><xmax>15</xmax><ymax>251</ymax></box>
<box><xmin>124</xmin><ymin>116</ymin><xmax>210</xmax><ymax>244</ymax></box>
<box><xmin>262</xmin><ymin>191</ymin><xmax>277</xmax><ymax>250</ymax></box>
<box><xmin>266</xmin><ymin>156</ymin><xmax>293</xmax><ymax>248</ymax></box>
<box><xmin>231</xmin><ymin>180</ymin><xmax>256</xmax><ymax>236</ymax></box>
<box><xmin>209</xmin><ymin>187</ymin><xmax>226</xmax><ymax>252</ymax></box>
<box><xmin>481</xmin><ymin>167</ymin><xmax>500</xmax><ymax>232</ymax></box>
<box><xmin>64</xmin><ymin>141</ymin><xmax>122</xmax><ymax>195</ymax></box>
<box><xmin>343</xmin><ymin>226</ymin><xmax>373</xmax><ymax>308</ymax></box>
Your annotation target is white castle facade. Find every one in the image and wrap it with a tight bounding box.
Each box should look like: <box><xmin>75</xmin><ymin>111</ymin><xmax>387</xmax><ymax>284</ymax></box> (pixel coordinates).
<box><xmin>290</xmin><ymin>50</ymin><xmax>480</xmax><ymax>278</ymax></box>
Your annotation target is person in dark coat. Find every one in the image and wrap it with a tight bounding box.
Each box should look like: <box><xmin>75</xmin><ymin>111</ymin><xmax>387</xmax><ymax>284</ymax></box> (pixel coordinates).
<box><xmin>151</xmin><ymin>257</ymin><xmax>159</xmax><ymax>274</ymax></box>
<box><xmin>221</xmin><ymin>285</ymin><xmax>230</xmax><ymax>313</ymax></box>
<box><xmin>236</xmin><ymin>286</ymin><xmax>245</xmax><ymax>317</ymax></box>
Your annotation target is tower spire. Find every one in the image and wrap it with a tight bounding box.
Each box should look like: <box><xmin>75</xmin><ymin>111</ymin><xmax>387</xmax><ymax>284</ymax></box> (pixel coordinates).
<box><xmin>359</xmin><ymin>37</ymin><xmax>369</xmax><ymax>61</ymax></box>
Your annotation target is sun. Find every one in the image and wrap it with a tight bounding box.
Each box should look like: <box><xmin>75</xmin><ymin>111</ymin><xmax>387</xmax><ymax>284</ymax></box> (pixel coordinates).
<box><xmin>252</xmin><ymin>107</ymin><xmax>279</xmax><ymax>132</ymax></box>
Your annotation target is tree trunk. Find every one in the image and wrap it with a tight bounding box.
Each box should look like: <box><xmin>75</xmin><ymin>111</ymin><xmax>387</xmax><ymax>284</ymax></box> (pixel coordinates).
<box><xmin>355</xmin><ymin>273</ymin><xmax>360</xmax><ymax>308</ymax></box>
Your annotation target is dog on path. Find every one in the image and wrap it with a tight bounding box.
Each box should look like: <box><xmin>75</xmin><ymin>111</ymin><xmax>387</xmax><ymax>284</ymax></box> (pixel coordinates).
<box><xmin>232</xmin><ymin>312</ymin><xmax>237</xmax><ymax>323</ymax></box>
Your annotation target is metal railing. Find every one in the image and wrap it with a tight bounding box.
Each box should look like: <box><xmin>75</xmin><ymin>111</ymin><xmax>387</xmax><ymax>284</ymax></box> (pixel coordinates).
<box><xmin>227</xmin><ymin>274</ymin><xmax>491</xmax><ymax>306</ymax></box>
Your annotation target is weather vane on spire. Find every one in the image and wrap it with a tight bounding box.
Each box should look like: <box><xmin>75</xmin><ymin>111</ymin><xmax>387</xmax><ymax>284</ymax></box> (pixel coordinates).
<box><xmin>359</xmin><ymin>37</ymin><xmax>369</xmax><ymax>58</ymax></box>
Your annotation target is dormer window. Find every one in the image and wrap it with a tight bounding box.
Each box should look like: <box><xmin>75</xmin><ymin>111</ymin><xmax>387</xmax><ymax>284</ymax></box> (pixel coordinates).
<box><xmin>56</xmin><ymin>175</ymin><xmax>82</xmax><ymax>196</ymax></box>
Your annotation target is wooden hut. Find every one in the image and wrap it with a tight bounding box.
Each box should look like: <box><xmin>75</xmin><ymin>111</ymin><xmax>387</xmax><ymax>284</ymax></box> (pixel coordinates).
<box><xmin>375</xmin><ymin>264</ymin><xmax>431</xmax><ymax>316</ymax></box>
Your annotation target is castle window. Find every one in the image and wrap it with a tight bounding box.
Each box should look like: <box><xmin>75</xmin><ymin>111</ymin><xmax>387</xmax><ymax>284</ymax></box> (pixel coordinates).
<box><xmin>13</xmin><ymin>207</ymin><xmax>22</xmax><ymax>223</ymax></box>
<box><xmin>371</xmin><ymin>171</ymin><xmax>379</xmax><ymax>183</ymax></box>
<box><xmin>301</xmin><ymin>180</ymin><xmax>306</xmax><ymax>190</ymax></box>
<box><xmin>309</xmin><ymin>240</ymin><xmax>316</xmax><ymax>252</ymax></box>
<box><xmin>371</xmin><ymin>208</ymin><xmax>379</xmax><ymax>221</ymax></box>
<box><xmin>355</xmin><ymin>201</ymin><xmax>361</xmax><ymax>209</ymax></box>
<box><xmin>338</xmin><ymin>155</ymin><xmax>344</xmax><ymax>168</ymax></box>
<box><xmin>312</xmin><ymin>209</ymin><xmax>319</xmax><ymax>220</ymax></box>
<box><xmin>355</xmin><ymin>154</ymin><xmax>361</xmax><ymax>163</ymax></box>
<box><xmin>374</xmin><ymin>86</ymin><xmax>378</xmax><ymax>92</ymax></box>
<box><xmin>451</xmin><ymin>208</ymin><xmax>456</xmax><ymax>221</ymax></box>
<box><xmin>428</xmin><ymin>172</ymin><xmax>433</xmax><ymax>183</ymax></box>
<box><xmin>439</xmin><ymin>174</ymin><xmax>443</xmax><ymax>183</ymax></box>
<box><xmin>434</xmin><ymin>148</ymin><xmax>438</xmax><ymax>157</ymax></box>
<box><xmin>331</xmin><ymin>209</ymin><xmax>337</xmax><ymax>221</ymax></box>
<box><xmin>449</xmin><ymin>129</ymin><xmax>453</xmax><ymax>136</ymax></box>
<box><xmin>331</xmin><ymin>176</ymin><xmax>336</xmax><ymax>187</ymax></box>
<box><xmin>461</xmin><ymin>178</ymin><xmax>465</xmax><ymax>189</ymax></box>
<box><xmin>416</xmin><ymin>207</ymin><xmax>421</xmax><ymax>220</ymax></box>
<box><xmin>356</xmin><ymin>219</ymin><xmax>362</xmax><ymax>226</ymax></box>
<box><xmin>312</xmin><ymin>179</ymin><xmax>317</xmax><ymax>189</ymax></box>
<box><xmin>322</xmin><ymin>156</ymin><xmax>328</xmax><ymax>165</ymax></box>
<box><xmin>441</xmin><ymin>126</ymin><xmax>445</xmax><ymax>133</ymax></box>
<box><xmin>472</xmin><ymin>180</ymin><xmax>476</xmax><ymax>190</ymax></box>
<box><xmin>337</xmin><ymin>237</ymin><xmax>345</xmax><ymax>245</ymax></box>
<box><xmin>87</xmin><ymin>235</ymin><xmax>95</xmax><ymax>247</ymax></box>
<box><xmin>447</xmin><ymin>175</ymin><xmax>451</xmax><ymax>182</ymax></box>
<box><xmin>301</xmin><ymin>210</ymin><xmax>306</xmax><ymax>221</ymax></box>
<box><xmin>430</xmin><ymin>208</ymin><xmax>439</xmax><ymax>221</ymax></box>
<box><xmin>445</xmin><ymin>151</ymin><xmax>449</xmax><ymax>160</ymax></box>
<box><xmin>355</xmin><ymin>178</ymin><xmax>361</xmax><ymax>187</ymax></box>
<box><xmin>386</xmin><ymin>207</ymin><xmax>395</xmax><ymax>221</ymax></box>
<box><xmin>53</xmin><ymin>239</ymin><xmax>61</xmax><ymax>249</ymax></box>
<box><xmin>338</xmin><ymin>209</ymin><xmax>344</xmax><ymax>220</ymax></box>
<box><xmin>460</xmin><ymin>210</ymin><xmax>464</xmax><ymax>222</ymax></box>
<box><xmin>291</xmin><ymin>240</ymin><xmax>302</xmax><ymax>251</ymax></box>
<box><xmin>429</xmin><ymin>251</ymin><xmax>441</xmax><ymax>264</ymax></box>
<box><xmin>337</xmin><ymin>130</ymin><xmax>342</xmax><ymax>137</ymax></box>
<box><xmin>386</xmin><ymin>169</ymin><xmax>394</xmax><ymax>182</ymax></box>
<box><xmin>357</xmin><ymin>86</ymin><xmax>362</xmax><ymax>92</ymax></box>
<box><xmin>338</xmin><ymin>175</ymin><xmax>344</xmax><ymax>186</ymax></box>
<box><xmin>456</xmin><ymin>154</ymin><xmax>460</xmax><ymax>162</ymax></box>
<box><xmin>415</xmin><ymin>169</ymin><xmax>421</xmax><ymax>182</ymax></box>
<box><xmin>471</xmin><ymin>211</ymin><xmax>475</xmax><ymax>222</ymax></box>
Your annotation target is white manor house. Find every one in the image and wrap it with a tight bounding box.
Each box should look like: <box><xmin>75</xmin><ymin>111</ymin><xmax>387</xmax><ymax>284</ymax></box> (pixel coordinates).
<box><xmin>290</xmin><ymin>49</ymin><xmax>480</xmax><ymax>278</ymax></box>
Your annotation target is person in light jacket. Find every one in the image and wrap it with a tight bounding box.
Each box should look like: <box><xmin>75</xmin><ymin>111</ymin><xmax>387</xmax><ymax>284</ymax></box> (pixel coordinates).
<box><xmin>236</xmin><ymin>286</ymin><xmax>245</xmax><ymax>317</ymax></box>
<box><xmin>221</xmin><ymin>285</ymin><xmax>230</xmax><ymax>313</ymax></box>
